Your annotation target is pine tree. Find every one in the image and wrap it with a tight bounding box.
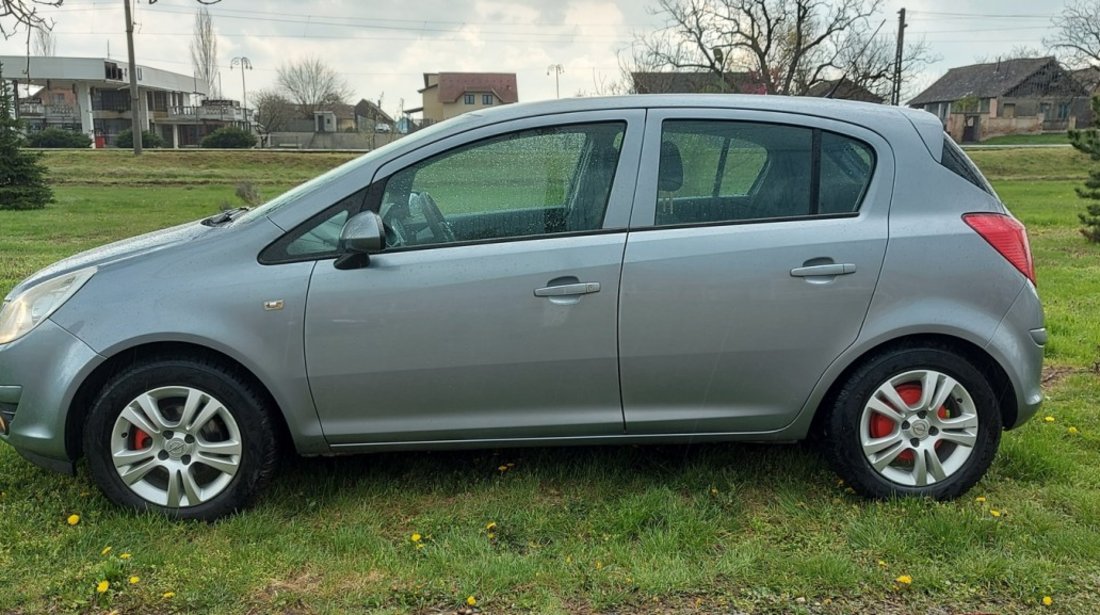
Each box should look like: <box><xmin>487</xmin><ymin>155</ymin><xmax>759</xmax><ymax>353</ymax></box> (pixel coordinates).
<box><xmin>1070</xmin><ymin>95</ymin><xmax>1100</xmax><ymax>242</ymax></box>
<box><xmin>0</xmin><ymin>61</ymin><xmax>53</xmax><ymax>211</ymax></box>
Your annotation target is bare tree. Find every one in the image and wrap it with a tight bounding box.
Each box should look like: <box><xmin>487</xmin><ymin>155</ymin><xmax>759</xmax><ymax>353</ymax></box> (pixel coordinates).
<box><xmin>190</xmin><ymin>6</ymin><xmax>219</xmax><ymax>98</ymax></box>
<box><xmin>276</xmin><ymin>57</ymin><xmax>353</xmax><ymax>117</ymax></box>
<box><xmin>627</xmin><ymin>0</ymin><xmax>900</xmax><ymax>96</ymax></box>
<box><xmin>252</xmin><ymin>89</ymin><xmax>294</xmax><ymax>134</ymax></box>
<box><xmin>835</xmin><ymin>22</ymin><xmax>937</xmax><ymax>102</ymax></box>
<box><xmin>975</xmin><ymin>45</ymin><xmax>1047</xmax><ymax>65</ymax></box>
<box><xmin>32</xmin><ymin>24</ymin><xmax>54</xmax><ymax>55</ymax></box>
<box><xmin>1045</xmin><ymin>0</ymin><xmax>1100</xmax><ymax>69</ymax></box>
<box><xmin>1</xmin><ymin>0</ymin><xmax>60</xmax><ymax>39</ymax></box>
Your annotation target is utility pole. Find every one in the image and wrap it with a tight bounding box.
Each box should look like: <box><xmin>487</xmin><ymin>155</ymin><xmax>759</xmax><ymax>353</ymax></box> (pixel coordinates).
<box><xmin>124</xmin><ymin>0</ymin><xmax>142</xmax><ymax>154</ymax></box>
<box><xmin>891</xmin><ymin>7</ymin><xmax>906</xmax><ymax>106</ymax></box>
<box><xmin>231</xmin><ymin>56</ymin><xmax>252</xmax><ymax>127</ymax></box>
<box><xmin>547</xmin><ymin>64</ymin><xmax>564</xmax><ymax>99</ymax></box>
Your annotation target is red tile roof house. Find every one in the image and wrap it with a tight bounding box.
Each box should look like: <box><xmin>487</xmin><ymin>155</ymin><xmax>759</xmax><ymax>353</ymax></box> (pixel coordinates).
<box><xmin>407</xmin><ymin>72</ymin><xmax>518</xmax><ymax>123</ymax></box>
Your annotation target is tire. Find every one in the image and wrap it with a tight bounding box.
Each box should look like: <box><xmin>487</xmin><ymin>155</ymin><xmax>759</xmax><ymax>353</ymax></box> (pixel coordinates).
<box><xmin>821</xmin><ymin>345</ymin><xmax>1002</xmax><ymax>500</ymax></box>
<box><xmin>83</xmin><ymin>356</ymin><xmax>278</xmax><ymax>521</ymax></box>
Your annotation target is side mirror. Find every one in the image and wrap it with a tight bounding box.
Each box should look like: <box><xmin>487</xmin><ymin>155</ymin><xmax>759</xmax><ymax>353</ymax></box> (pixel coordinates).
<box><xmin>334</xmin><ymin>211</ymin><xmax>386</xmax><ymax>270</ymax></box>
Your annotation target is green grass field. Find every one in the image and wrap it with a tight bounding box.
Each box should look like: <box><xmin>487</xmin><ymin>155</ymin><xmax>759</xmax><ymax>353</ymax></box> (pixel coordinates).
<box><xmin>1</xmin><ymin>149</ymin><xmax>1099</xmax><ymax>614</ymax></box>
<box><xmin>974</xmin><ymin>133</ymin><xmax>1073</xmax><ymax>146</ymax></box>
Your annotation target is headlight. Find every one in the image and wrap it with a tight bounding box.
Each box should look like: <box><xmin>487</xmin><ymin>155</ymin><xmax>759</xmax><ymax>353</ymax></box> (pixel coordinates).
<box><xmin>0</xmin><ymin>266</ymin><xmax>97</xmax><ymax>344</ymax></box>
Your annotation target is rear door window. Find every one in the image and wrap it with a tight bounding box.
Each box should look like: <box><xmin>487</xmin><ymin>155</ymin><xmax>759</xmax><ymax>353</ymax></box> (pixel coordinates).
<box><xmin>654</xmin><ymin>120</ymin><xmax>875</xmax><ymax>226</ymax></box>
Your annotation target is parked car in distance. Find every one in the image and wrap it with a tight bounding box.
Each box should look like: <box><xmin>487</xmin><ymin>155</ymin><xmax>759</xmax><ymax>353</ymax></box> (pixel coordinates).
<box><xmin>0</xmin><ymin>95</ymin><xmax>1044</xmax><ymax>520</ymax></box>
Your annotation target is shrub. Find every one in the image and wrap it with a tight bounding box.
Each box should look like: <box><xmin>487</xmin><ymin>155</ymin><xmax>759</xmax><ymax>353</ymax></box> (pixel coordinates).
<box><xmin>0</xmin><ymin>61</ymin><xmax>52</xmax><ymax>210</ymax></box>
<box><xmin>114</xmin><ymin>129</ymin><xmax>165</xmax><ymax>149</ymax></box>
<box><xmin>26</xmin><ymin>128</ymin><xmax>93</xmax><ymax>148</ymax></box>
<box><xmin>201</xmin><ymin>126</ymin><xmax>257</xmax><ymax>149</ymax></box>
<box><xmin>1070</xmin><ymin>96</ymin><xmax>1100</xmax><ymax>243</ymax></box>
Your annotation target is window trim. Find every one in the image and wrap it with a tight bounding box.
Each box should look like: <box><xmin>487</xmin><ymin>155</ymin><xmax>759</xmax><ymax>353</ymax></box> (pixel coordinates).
<box><xmin>463</xmin><ymin>93</ymin><xmax>475</xmax><ymax>104</ymax></box>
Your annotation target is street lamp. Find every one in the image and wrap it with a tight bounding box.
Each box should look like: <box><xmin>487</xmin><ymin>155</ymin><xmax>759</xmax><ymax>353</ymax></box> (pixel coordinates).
<box><xmin>547</xmin><ymin>64</ymin><xmax>564</xmax><ymax>99</ymax></box>
<box><xmin>230</xmin><ymin>56</ymin><xmax>252</xmax><ymax>125</ymax></box>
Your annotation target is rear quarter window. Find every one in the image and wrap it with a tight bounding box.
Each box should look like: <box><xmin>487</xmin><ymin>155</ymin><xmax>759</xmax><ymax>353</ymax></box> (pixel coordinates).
<box><xmin>941</xmin><ymin>137</ymin><xmax>995</xmax><ymax>196</ymax></box>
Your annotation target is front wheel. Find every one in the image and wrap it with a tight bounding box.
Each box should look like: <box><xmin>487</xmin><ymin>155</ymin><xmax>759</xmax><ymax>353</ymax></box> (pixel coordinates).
<box><xmin>83</xmin><ymin>357</ymin><xmax>278</xmax><ymax>520</ymax></box>
<box><xmin>822</xmin><ymin>346</ymin><xmax>1002</xmax><ymax>500</ymax></box>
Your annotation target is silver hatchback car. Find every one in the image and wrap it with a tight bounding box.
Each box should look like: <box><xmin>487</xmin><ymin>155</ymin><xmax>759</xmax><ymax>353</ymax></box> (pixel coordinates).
<box><xmin>0</xmin><ymin>96</ymin><xmax>1044</xmax><ymax>520</ymax></box>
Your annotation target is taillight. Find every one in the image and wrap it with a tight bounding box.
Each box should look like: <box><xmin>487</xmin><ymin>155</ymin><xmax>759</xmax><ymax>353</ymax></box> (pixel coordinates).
<box><xmin>962</xmin><ymin>213</ymin><xmax>1035</xmax><ymax>284</ymax></box>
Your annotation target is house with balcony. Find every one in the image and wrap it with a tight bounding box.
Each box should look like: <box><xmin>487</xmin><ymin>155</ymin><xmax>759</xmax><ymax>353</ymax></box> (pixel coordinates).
<box><xmin>3</xmin><ymin>55</ymin><xmax>249</xmax><ymax>147</ymax></box>
<box><xmin>407</xmin><ymin>72</ymin><xmax>518</xmax><ymax>124</ymax></box>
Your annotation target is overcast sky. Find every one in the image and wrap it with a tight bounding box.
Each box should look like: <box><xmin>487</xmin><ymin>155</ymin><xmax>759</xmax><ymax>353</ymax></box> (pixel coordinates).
<box><xmin>0</xmin><ymin>0</ymin><xmax>1079</xmax><ymax>113</ymax></box>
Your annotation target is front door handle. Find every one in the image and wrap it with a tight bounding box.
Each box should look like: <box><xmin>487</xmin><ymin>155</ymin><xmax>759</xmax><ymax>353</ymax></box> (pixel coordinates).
<box><xmin>790</xmin><ymin>263</ymin><xmax>857</xmax><ymax>277</ymax></box>
<box><xmin>534</xmin><ymin>282</ymin><xmax>601</xmax><ymax>297</ymax></box>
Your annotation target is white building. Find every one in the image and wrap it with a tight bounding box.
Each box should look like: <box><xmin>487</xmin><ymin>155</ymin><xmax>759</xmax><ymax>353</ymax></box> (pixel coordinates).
<box><xmin>0</xmin><ymin>55</ymin><xmax>249</xmax><ymax>147</ymax></box>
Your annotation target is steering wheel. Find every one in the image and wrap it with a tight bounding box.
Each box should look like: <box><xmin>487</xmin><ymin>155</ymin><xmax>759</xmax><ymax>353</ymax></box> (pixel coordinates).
<box><xmin>413</xmin><ymin>191</ymin><xmax>457</xmax><ymax>244</ymax></box>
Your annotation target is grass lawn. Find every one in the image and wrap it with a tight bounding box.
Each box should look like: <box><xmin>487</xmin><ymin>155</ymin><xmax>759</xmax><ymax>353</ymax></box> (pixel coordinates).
<box><xmin>974</xmin><ymin>133</ymin><xmax>1073</xmax><ymax>146</ymax></box>
<box><xmin>1</xmin><ymin>149</ymin><xmax>1099</xmax><ymax>614</ymax></box>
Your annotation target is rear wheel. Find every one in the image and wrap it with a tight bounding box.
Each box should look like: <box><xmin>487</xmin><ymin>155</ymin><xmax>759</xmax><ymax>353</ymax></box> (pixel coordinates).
<box><xmin>823</xmin><ymin>346</ymin><xmax>1002</xmax><ymax>499</ymax></box>
<box><xmin>83</xmin><ymin>357</ymin><xmax>278</xmax><ymax>520</ymax></box>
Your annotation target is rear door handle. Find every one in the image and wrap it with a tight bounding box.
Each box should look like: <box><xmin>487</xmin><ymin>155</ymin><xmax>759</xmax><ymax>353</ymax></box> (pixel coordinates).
<box><xmin>534</xmin><ymin>282</ymin><xmax>601</xmax><ymax>297</ymax></box>
<box><xmin>790</xmin><ymin>263</ymin><xmax>857</xmax><ymax>277</ymax></box>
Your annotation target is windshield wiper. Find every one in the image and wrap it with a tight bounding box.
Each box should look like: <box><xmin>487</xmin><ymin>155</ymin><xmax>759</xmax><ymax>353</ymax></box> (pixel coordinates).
<box><xmin>202</xmin><ymin>207</ymin><xmax>250</xmax><ymax>226</ymax></box>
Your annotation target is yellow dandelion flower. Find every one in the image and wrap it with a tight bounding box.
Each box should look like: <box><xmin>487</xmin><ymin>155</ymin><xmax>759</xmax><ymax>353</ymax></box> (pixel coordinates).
<box><xmin>119</xmin><ymin>553</ymin><xmax>132</xmax><ymax>560</ymax></box>
<box><xmin>129</xmin><ymin>576</ymin><xmax>140</xmax><ymax>585</ymax></box>
<box><xmin>410</xmin><ymin>533</ymin><xmax>422</xmax><ymax>543</ymax></box>
<box><xmin>67</xmin><ymin>514</ymin><xmax>80</xmax><ymax>526</ymax></box>
<box><xmin>709</xmin><ymin>487</ymin><xmax>719</xmax><ymax>496</ymax></box>
<box><xmin>975</xmin><ymin>496</ymin><xmax>986</xmax><ymax>503</ymax></box>
<box><xmin>485</xmin><ymin>521</ymin><xmax>497</xmax><ymax>530</ymax></box>
<box><xmin>877</xmin><ymin>560</ymin><xmax>888</xmax><ymax>568</ymax></box>
<box><xmin>1043</xmin><ymin>596</ymin><xmax>1053</xmax><ymax>606</ymax></box>
<box><xmin>1068</xmin><ymin>426</ymin><xmax>1079</xmax><ymax>435</ymax></box>
<box><xmin>466</xmin><ymin>595</ymin><xmax>477</xmax><ymax>606</ymax></box>
<box><xmin>895</xmin><ymin>575</ymin><xmax>912</xmax><ymax>585</ymax></box>
<box><xmin>990</xmin><ymin>509</ymin><xmax>1002</xmax><ymax>517</ymax></box>
<box><xmin>162</xmin><ymin>591</ymin><xmax>176</xmax><ymax>599</ymax></box>
<box><xmin>497</xmin><ymin>465</ymin><xmax>508</xmax><ymax>472</ymax></box>
<box><xmin>1044</xmin><ymin>416</ymin><xmax>1055</xmax><ymax>423</ymax></box>
<box><xmin>101</xmin><ymin>546</ymin><xmax>112</xmax><ymax>556</ymax></box>
<box><xmin>96</xmin><ymin>580</ymin><xmax>109</xmax><ymax>594</ymax></box>
<box><xmin>595</xmin><ymin>561</ymin><xmax>603</xmax><ymax>570</ymax></box>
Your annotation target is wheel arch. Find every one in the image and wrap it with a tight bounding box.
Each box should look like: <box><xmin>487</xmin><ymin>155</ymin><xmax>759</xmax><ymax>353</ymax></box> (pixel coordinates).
<box><xmin>807</xmin><ymin>333</ymin><xmax>1017</xmax><ymax>439</ymax></box>
<box><xmin>65</xmin><ymin>341</ymin><xmax>294</xmax><ymax>460</ymax></box>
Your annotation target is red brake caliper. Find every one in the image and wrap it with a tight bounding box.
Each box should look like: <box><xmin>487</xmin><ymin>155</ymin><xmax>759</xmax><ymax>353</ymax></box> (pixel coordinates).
<box><xmin>869</xmin><ymin>383</ymin><xmax>951</xmax><ymax>464</ymax></box>
<box><xmin>131</xmin><ymin>428</ymin><xmax>152</xmax><ymax>450</ymax></box>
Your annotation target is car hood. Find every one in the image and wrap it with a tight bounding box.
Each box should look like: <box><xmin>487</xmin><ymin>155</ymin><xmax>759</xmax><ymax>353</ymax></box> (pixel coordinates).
<box><xmin>7</xmin><ymin>220</ymin><xmax>213</xmax><ymax>299</ymax></box>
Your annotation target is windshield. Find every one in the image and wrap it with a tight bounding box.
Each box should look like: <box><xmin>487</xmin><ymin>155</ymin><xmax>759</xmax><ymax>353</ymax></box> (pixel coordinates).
<box><xmin>232</xmin><ymin>117</ymin><xmax>474</xmax><ymax>226</ymax></box>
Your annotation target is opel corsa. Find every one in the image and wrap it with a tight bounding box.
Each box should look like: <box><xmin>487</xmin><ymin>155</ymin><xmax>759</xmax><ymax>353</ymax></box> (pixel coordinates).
<box><xmin>0</xmin><ymin>96</ymin><xmax>1045</xmax><ymax>520</ymax></box>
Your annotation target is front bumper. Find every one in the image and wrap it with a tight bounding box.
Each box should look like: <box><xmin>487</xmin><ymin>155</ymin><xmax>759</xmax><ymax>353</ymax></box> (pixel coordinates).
<box><xmin>0</xmin><ymin>318</ymin><xmax>104</xmax><ymax>472</ymax></box>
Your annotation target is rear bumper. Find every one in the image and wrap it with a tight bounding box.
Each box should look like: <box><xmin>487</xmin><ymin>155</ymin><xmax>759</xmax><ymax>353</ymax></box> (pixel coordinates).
<box><xmin>0</xmin><ymin>319</ymin><xmax>104</xmax><ymax>471</ymax></box>
<box><xmin>986</xmin><ymin>283</ymin><xmax>1045</xmax><ymax>429</ymax></box>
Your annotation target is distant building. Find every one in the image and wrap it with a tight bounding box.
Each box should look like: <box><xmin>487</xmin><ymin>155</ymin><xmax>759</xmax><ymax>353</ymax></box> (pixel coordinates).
<box><xmin>1</xmin><ymin>55</ymin><xmax>250</xmax><ymax>147</ymax></box>
<box><xmin>908</xmin><ymin>56</ymin><xmax>1089</xmax><ymax>142</ymax></box>
<box><xmin>407</xmin><ymin>72</ymin><xmax>518</xmax><ymax>123</ymax></box>
<box><xmin>803</xmin><ymin>78</ymin><xmax>884</xmax><ymax>103</ymax></box>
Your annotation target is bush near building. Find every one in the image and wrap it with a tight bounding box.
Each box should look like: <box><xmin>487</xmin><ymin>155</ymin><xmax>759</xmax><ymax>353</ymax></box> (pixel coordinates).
<box><xmin>114</xmin><ymin>129</ymin><xmax>165</xmax><ymax>149</ymax></box>
<box><xmin>201</xmin><ymin>126</ymin><xmax>257</xmax><ymax>149</ymax></box>
<box><xmin>27</xmin><ymin>128</ymin><xmax>93</xmax><ymax>149</ymax></box>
